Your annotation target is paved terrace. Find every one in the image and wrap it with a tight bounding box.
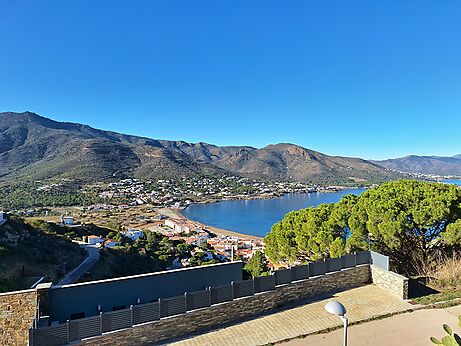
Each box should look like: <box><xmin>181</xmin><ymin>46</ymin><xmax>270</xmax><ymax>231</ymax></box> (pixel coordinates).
<box><xmin>285</xmin><ymin>305</ymin><xmax>461</xmax><ymax>346</ymax></box>
<box><xmin>168</xmin><ymin>285</ymin><xmax>414</xmax><ymax>346</ymax></box>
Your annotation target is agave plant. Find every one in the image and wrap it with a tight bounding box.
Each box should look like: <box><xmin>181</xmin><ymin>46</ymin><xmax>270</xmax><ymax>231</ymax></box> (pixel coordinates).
<box><xmin>430</xmin><ymin>315</ymin><xmax>461</xmax><ymax>345</ymax></box>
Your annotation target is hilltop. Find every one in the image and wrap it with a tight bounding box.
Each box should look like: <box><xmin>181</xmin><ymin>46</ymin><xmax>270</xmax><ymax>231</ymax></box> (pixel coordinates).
<box><xmin>0</xmin><ymin>112</ymin><xmax>400</xmax><ymax>185</ymax></box>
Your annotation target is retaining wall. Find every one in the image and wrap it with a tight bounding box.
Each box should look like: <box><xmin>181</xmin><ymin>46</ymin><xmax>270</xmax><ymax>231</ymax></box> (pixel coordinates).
<box><xmin>0</xmin><ymin>289</ymin><xmax>37</xmax><ymax>346</ymax></box>
<box><xmin>370</xmin><ymin>264</ymin><xmax>409</xmax><ymax>299</ymax></box>
<box><xmin>78</xmin><ymin>265</ymin><xmax>371</xmax><ymax>346</ymax></box>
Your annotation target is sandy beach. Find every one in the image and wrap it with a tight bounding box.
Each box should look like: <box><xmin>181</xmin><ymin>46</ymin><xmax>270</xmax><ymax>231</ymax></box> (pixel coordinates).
<box><xmin>158</xmin><ymin>208</ymin><xmax>263</xmax><ymax>241</ymax></box>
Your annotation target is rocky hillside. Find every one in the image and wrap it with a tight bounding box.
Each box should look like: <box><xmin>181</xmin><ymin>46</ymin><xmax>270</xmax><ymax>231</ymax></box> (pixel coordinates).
<box><xmin>0</xmin><ymin>111</ymin><xmax>400</xmax><ymax>185</ymax></box>
<box><xmin>0</xmin><ymin>216</ymin><xmax>84</xmax><ymax>292</ymax></box>
<box><xmin>374</xmin><ymin>155</ymin><xmax>461</xmax><ymax>176</ymax></box>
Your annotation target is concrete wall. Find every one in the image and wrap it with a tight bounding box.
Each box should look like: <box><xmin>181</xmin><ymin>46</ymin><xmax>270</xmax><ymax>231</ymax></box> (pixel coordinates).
<box><xmin>79</xmin><ymin>265</ymin><xmax>371</xmax><ymax>346</ymax></box>
<box><xmin>0</xmin><ymin>289</ymin><xmax>37</xmax><ymax>346</ymax></box>
<box><xmin>371</xmin><ymin>265</ymin><xmax>409</xmax><ymax>299</ymax></box>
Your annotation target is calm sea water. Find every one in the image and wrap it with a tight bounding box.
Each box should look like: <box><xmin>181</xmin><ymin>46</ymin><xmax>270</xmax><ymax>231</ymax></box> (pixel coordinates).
<box><xmin>181</xmin><ymin>188</ymin><xmax>366</xmax><ymax>237</ymax></box>
<box><xmin>443</xmin><ymin>179</ymin><xmax>461</xmax><ymax>186</ymax></box>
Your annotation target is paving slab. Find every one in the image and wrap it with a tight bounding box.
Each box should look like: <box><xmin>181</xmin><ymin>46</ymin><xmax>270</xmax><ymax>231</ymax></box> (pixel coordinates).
<box><xmin>168</xmin><ymin>285</ymin><xmax>413</xmax><ymax>346</ymax></box>
<box><xmin>284</xmin><ymin>305</ymin><xmax>461</xmax><ymax>346</ymax></box>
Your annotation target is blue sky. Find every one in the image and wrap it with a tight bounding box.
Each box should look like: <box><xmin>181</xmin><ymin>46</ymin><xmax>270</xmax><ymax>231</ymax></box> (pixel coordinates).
<box><xmin>1</xmin><ymin>1</ymin><xmax>460</xmax><ymax>160</ymax></box>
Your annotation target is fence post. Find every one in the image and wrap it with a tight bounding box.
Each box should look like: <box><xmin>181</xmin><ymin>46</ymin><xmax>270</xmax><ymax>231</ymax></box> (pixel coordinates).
<box><xmin>130</xmin><ymin>305</ymin><xmax>134</xmax><ymax>326</ymax></box>
<box><xmin>66</xmin><ymin>320</ymin><xmax>70</xmax><ymax>343</ymax></box>
<box><xmin>99</xmin><ymin>312</ymin><xmax>103</xmax><ymax>334</ymax></box>
<box><xmin>28</xmin><ymin>328</ymin><xmax>34</xmax><ymax>346</ymax></box>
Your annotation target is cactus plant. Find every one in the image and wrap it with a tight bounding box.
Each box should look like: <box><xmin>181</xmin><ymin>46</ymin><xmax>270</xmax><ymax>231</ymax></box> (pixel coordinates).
<box><xmin>430</xmin><ymin>315</ymin><xmax>461</xmax><ymax>345</ymax></box>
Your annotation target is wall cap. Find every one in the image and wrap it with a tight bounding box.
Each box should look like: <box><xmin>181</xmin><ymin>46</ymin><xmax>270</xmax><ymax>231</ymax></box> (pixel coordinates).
<box><xmin>36</xmin><ymin>282</ymin><xmax>53</xmax><ymax>290</ymax></box>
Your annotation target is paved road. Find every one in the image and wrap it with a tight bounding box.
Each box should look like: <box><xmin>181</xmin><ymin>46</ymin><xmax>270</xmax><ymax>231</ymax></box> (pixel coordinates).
<box><xmin>56</xmin><ymin>244</ymin><xmax>100</xmax><ymax>286</ymax></box>
<box><xmin>283</xmin><ymin>305</ymin><xmax>461</xmax><ymax>346</ymax></box>
<box><xmin>169</xmin><ymin>285</ymin><xmax>413</xmax><ymax>346</ymax></box>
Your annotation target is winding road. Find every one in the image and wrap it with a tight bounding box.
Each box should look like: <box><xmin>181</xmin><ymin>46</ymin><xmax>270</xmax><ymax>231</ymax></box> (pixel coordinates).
<box><xmin>56</xmin><ymin>244</ymin><xmax>100</xmax><ymax>286</ymax></box>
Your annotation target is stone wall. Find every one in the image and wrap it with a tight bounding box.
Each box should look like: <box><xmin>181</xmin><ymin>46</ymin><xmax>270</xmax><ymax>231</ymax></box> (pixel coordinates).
<box><xmin>0</xmin><ymin>289</ymin><xmax>37</xmax><ymax>346</ymax></box>
<box><xmin>370</xmin><ymin>265</ymin><xmax>408</xmax><ymax>299</ymax></box>
<box><xmin>79</xmin><ymin>265</ymin><xmax>371</xmax><ymax>346</ymax></box>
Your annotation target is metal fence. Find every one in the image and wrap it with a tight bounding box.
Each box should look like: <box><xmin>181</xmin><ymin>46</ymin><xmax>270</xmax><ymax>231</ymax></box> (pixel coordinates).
<box><xmin>29</xmin><ymin>250</ymin><xmax>388</xmax><ymax>346</ymax></box>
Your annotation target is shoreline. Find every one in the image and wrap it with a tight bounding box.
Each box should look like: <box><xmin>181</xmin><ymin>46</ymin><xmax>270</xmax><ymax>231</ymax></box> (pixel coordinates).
<box><xmin>171</xmin><ymin>188</ymin><xmax>367</xmax><ymax>241</ymax></box>
<box><xmin>160</xmin><ymin>208</ymin><xmax>264</xmax><ymax>241</ymax></box>
<box><xmin>182</xmin><ymin>186</ymin><xmax>366</xmax><ymax>207</ymax></box>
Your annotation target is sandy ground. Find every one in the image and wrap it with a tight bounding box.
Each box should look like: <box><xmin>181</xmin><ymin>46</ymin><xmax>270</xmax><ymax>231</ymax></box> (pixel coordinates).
<box><xmin>159</xmin><ymin>208</ymin><xmax>263</xmax><ymax>240</ymax></box>
<box><xmin>282</xmin><ymin>305</ymin><xmax>461</xmax><ymax>346</ymax></box>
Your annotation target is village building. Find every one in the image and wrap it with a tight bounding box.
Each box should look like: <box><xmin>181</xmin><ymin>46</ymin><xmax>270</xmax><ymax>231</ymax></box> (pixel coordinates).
<box><xmin>164</xmin><ymin>218</ymin><xmax>194</xmax><ymax>234</ymax></box>
<box><xmin>60</xmin><ymin>215</ymin><xmax>74</xmax><ymax>225</ymax></box>
<box><xmin>87</xmin><ymin>235</ymin><xmax>104</xmax><ymax>245</ymax></box>
<box><xmin>122</xmin><ymin>229</ymin><xmax>144</xmax><ymax>241</ymax></box>
<box><xmin>104</xmin><ymin>239</ymin><xmax>122</xmax><ymax>248</ymax></box>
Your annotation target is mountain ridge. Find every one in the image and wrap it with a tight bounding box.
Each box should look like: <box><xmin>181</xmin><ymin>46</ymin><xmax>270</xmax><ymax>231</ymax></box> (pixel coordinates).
<box><xmin>373</xmin><ymin>155</ymin><xmax>461</xmax><ymax>176</ymax></box>
<box><xmin>0</xmin><ymin>111</ymin><xmax>401</xmax><ymax>185</ymax></box>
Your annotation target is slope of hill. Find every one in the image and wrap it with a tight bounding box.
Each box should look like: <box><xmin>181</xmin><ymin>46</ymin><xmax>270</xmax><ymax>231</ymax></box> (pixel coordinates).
<box><xmin>0</xmin><ymin>111</ymin><xmax>400</xmax><ymax>185</ymax></box>
<box><xmin>374</xmin><ymin>155</ymin><xmax>461</xmax><ymax>176</ymax></box>
<box><xmin>0</xmin><ymin>216</ymin><xmax>85</xmax><ymax>292</ymax></box>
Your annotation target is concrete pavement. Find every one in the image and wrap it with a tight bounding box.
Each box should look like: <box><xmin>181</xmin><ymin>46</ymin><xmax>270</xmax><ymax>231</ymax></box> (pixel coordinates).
<box><xmin>56</xmin><ymin>244</ymin><xmax>100</xmax><ymax>285</ymax></box>
<box><xmin>284</xmin><ymin>305</ymin><xmax>461</xmax><ymax>346</ymax></box>
<box><xmin>168</xmin><ymin>285</ymin><xmax>414</xmax><ymax>346</ymax></box>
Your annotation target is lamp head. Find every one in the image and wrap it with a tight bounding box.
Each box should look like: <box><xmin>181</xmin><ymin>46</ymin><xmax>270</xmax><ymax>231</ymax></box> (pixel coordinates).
<box><xmin>325</xmin><ymin>301</ymin><xmax>347</xmax><ymax>316</ymax></box>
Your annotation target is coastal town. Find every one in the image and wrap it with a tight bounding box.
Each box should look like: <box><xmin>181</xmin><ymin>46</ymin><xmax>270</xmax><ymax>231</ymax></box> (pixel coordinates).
<box><xmin>90</xmin><ymin>176</ymin><xmax>338</xmax><ymax>208</ymax></box>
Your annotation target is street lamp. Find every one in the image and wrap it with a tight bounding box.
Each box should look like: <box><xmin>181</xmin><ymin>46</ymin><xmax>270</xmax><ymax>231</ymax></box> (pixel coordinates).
<box><xmin>325</xmin><ymin>300</ymin><xmax>348</xmax><ymax>346</ymax></box>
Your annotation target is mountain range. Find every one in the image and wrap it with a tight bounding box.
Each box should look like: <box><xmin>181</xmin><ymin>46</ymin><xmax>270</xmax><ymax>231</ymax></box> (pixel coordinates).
<box><xmin>374</xmin><ymin>155</ymin><xmax>461</xmax><ymax>176</ymax></box>
<box><xmin>0</xmin><ymin>111</ymin><xmax>403</xmax><ymax>185</ymax></box>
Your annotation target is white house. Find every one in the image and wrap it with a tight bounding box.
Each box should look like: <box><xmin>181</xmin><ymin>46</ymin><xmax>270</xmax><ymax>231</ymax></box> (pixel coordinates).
<box><xmin>87</xmin><ymin>235</ymin><xmax>104</xmax><ymax>245</ymax></box>
<box><xmin>104</xmin><ymin>239</ymin><xmax>121</xmax><ymax>248</ymax></box>
<box><xmin>164</xmin><ymin>218</ymin><xmax>192</xmax><ymax>234</ymax></box>
<box><xmin>122</xmin><ymin>229</ymin><xmax>144</xmax><ymax>241</ymax></box>
<box><xmin>61</xmin><ymin>215</ymin><xmax>74</xmax><ymax>225</ymax></box>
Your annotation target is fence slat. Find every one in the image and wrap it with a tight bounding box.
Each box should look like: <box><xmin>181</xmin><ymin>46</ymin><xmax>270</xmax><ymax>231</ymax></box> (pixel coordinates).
<box><xmin>254</xmin><ymin>275</ymin><xmax>275</xmax><ymax>293</ymax></box>
<box><xmin>309</xmin><ymin>260</ymin><xmax>326</xmax><ymax>276</ymax></box>
<box><xmin>291</xmin><ymin>264</ymin><xmax>309</xmax><ymax>281</ymax></box>
<box><xmin>325</xmin><ymin>257</ymin><xmax>341</xmax><ymax>273</ymax></box>
<box><xmin>275</xmin><ymin>268</ymin><xmax>291</xmax><ymax>286</ymax></box>
<box><xmin>186</xmin><ymin>289</ymin><xmax>211</xmax><ymax>310</ymax></box>
<box><xmin>30</xmin><ymin>324</ymin><xmax>67</xmax><ymax>346</ymax></box>
<box><xmin>341</xmin><ymin>254</ymin><xmax>356</xmax><ymax>269</ymax></box>
<box><xmin>356</xmin><ymin>251</ymin><xmax>372</xmax><ymax>265</ymax></box>
<box><xmin>211</xmin><ymin>284</ymin><xmax>233</xmax><ymax>304</ymax></box>
<box><xmin>233</xmin><ymin>279</ymin><xmax>254</xmax><ymax>298</ymax></box>
<box><xmin>132</xmin><ymin>301</ymin><xmax>160</xmax><ymax>324</ymax></box>
<box><xmin>160</xmin><ymin>295</ymin><xmax>187</xmax><ymax>318</ymax></box>
<box><xmin>69</xmin><ymin>315</ymin><xmax>101</xmax><ymax>341</ymax></box>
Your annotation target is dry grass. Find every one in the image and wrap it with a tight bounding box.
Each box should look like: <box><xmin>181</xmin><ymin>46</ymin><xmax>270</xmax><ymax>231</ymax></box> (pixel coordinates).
<box><xmin>426</xmin><ymin>254</ymin><xmax>461</xmax><ymax>290</ymax></box>
<box><xmin>412</xmin><ymin>254</ymin><xmax>461</xmax><ymax>305</ymax></box>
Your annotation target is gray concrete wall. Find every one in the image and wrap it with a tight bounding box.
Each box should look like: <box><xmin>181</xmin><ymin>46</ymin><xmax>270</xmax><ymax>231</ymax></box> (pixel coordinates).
<box><xmin>48</xmin><ymin>261</ymin><xmax>243</xmax><ymax>323</ymax></box>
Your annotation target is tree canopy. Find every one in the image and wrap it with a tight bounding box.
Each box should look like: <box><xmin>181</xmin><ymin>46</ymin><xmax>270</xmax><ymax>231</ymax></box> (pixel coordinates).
<box><xmin>265</xmin><ymin>180</ymin><xmax>461</xmax><ymax>274</ymax></box>
<box><xmin>244</xmin><ymin>250</ymin><xmax>270</xmax><ymax>278</ymax></box>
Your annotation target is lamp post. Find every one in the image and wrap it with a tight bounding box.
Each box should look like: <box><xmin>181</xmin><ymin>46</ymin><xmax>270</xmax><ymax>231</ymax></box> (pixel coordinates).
<box><xmin>325</xmin><ymin>301</ymin><xmax>348</xmax><ymax>346</ymax></box>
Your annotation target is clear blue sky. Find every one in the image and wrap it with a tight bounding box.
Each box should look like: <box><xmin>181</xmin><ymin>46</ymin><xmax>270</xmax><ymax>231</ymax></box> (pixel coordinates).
<box><xmin>1</xmin><ymin>1</ymin><xmax>460</xmax><ymax>160</ymax></box>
